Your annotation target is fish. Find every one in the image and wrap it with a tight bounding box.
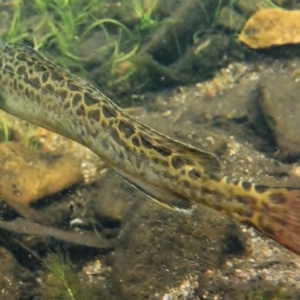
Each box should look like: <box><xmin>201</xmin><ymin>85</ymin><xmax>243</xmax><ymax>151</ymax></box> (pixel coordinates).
<box><xmin>0</xmin><ymin>42</ymin><xmax>300</xmax><ymax>255</ymax></box>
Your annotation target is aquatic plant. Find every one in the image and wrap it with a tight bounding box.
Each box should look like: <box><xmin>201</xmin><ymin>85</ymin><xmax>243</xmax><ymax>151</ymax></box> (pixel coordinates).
<box><xmin>116</xmin><ymin>0</ymin><xmax>160</xmax><ymax>31</ymax></box>
<box><xmin>130</xmin><ymin>0</ymin><xmax>160</xmax><ymax>30</ymax></box>
<box><xmin>32</xmin><ymin>0</ymin><xmax>105</xmax><ymax>59</ymax></box>
<box><xmin>42</xmin><ymin>252</ymin><xmax>104</xmax><ymax>300</ymax></box>
<box><xmin>4</xmin><ymin>0</ymin><xmax>142</xmax><ymax>88</ymax></box>
<box><xmin>21</xmin><ymin>124</ymin><xmax>41</xmax><ymax>150</ymax></box>
<box><xmin>42</xmin><ymin>253</ymin><xmax>78</xmax><ymax>300</ymax></box>
<box><xmin>6</xmin><ymin>0</ymin><xmax>26</xmax><ymax>43</ymax></box>
<box><xmin>0</xmin><ymin>116</ymin><xmax>10</xmax><ymax>142</ymax></box>
<box><xmin>261</xmin><ymin>0</ymin><xmax>279</xmax><ymax>8</ymax></box>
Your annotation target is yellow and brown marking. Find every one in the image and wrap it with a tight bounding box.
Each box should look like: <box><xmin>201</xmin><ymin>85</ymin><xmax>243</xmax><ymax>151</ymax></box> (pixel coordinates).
<box><xmin>1</xmin><ymin>42</ymin><xmax>300</xmax><ymax>256</ymax></box>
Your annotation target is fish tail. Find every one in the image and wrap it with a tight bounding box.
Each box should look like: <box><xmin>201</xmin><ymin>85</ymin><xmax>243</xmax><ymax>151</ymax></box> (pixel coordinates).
<box><xmin>235</xmin><ymin>184</ymin><xmax>300</xmax><ymax>255</ymax></box>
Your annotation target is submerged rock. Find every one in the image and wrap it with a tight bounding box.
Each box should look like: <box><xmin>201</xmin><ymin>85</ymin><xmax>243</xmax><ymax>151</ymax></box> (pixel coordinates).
<box><xmin>0</xmin><ymin>142</ymin><xmax>82</xmax><ymax>206</ymax></box>
<box><xmin>107</xmin><ymin>199</ymin><xmax>246</xmax><ymax>298</ymax></box>
<box><xmin>239</xmin><ymin>8</ymin><xmax>300</xmax><ymax>48</ymax></box>
<box><xmin>258</xmin><ymin>74</ymin><xmax>300</xmax><ymax>160</ymax></box>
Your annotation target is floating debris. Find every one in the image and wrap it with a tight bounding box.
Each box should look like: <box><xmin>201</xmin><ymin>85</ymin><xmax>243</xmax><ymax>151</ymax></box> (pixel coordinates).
<box><xmin>0</xmin><ymin>218</ymin><xmax>113</xmax><ymax>249</ymax></box>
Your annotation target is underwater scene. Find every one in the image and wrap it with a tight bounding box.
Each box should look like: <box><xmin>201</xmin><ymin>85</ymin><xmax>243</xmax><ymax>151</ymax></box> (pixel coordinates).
<box><xmin>1</xmin><ymin>0</ymin><xmax>300</xmax><ymax>299</ymax></box>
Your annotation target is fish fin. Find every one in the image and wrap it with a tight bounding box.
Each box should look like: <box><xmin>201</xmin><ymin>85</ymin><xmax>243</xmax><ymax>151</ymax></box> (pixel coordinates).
<box><xmin>249</xmin><ymin>188</ymin><xmax>300</xmax><ymax>256</ymax></box>
<box><xmin>178</xmin><ymin>147</ymin><xmax>221</xmax><ymax>176</ymax></box>
<box><xmin>139</xmin><ymin>132</ymin><xmax>222</xmax><ymax>176</ymax></box>
<box><xmin>115</xmin><ymin>168</ymin><xmax>192</xmax><ymax>214</ymax></box>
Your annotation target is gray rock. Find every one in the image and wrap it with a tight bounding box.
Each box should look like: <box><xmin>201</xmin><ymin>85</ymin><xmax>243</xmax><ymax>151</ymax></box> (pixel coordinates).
<box><xmin>258</xmin><ymin>73</ymin><xmax>300</xmax><ymax>160</ymax></box>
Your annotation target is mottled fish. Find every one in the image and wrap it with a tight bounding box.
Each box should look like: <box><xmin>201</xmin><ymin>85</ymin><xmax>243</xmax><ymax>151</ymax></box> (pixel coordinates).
<box><xmin>0</xmin><ymin>43</ymin><xmax>300</xmax><ymax>255</ymax></box>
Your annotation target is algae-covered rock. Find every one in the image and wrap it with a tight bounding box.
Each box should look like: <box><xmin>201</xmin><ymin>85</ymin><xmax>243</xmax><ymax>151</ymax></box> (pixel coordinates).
<box><xmin>239</xmin><ymin>8</ymin><xmax>300</xmax><ymax>48</ymax></box>
<box><xmin>0</xmin><ymin>142</ymin><xmax>82</xmax><ymax>206</ymax></box>
<box><xmin>235</xmin><ymin>0</ymin><xmax>277</xmax><ymax>16</ymax></box>
<box><xmin>257</xmin><ymin>74</ymin><xmax>300</xmax><ymax>160</ymax></box>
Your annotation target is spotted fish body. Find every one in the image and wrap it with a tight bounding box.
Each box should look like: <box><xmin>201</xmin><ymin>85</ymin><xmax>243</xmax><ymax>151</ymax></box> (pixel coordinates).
<box><xmin>0</xmin><ymin>43</ymin><xmax>299</xmax><ymax>255</ymax></box>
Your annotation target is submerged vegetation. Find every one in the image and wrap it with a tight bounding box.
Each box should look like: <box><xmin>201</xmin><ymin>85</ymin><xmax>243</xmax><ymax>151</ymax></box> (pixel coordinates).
<box><xmin>42</xmin><ymin>253</ymin><xmax>106</xmax><ymax>300</ymax></box>
<box><xmin>1</xmin><ymin>0</ymin><xmax>287</xmax><ymax>100</ymax></box>
<box><xmin>119</xmin><ymin>0</ymin><xmax>160</xmax><ymax>30</ymax></box>
<box><xmin>3</xmin><ymin>0</ymin><xmax>161</xmax><ymax>84</ymax></box>
<box><xmin>7</xmin><ymin>0</ymin><xmax>125</xmax><ymax>64</ymax></box>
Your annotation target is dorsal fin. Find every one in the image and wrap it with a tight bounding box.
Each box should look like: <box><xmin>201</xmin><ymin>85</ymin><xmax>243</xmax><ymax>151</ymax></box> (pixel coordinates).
<box><xmin>140</xmin><ymin>131</ymin><xmax>222</xmax><ymax>176</ymax></box>
<box><xmin>175</xmin><ymin>147</ymin><xmax>221</xmax><ymax>176</ymax></box>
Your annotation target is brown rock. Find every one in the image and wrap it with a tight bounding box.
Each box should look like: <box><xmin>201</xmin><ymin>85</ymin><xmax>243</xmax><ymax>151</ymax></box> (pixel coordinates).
<box><xmin>0</xmin><ymin>142</ymin><xmax>82</xmax><ymax>206</ymax></box>
<box><xmin>239</xmin><ymin>8</ymin><xmax>300</xmax><ymax>49</ymax></box>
